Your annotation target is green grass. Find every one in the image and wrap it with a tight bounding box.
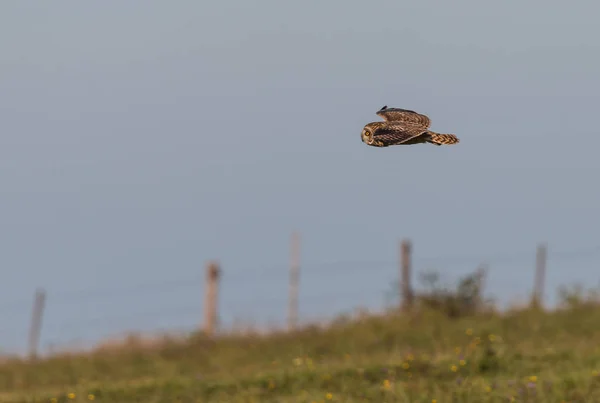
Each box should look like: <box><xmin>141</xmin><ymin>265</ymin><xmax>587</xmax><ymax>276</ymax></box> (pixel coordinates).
<box><xmin>3</xmin><ymin>303</ymin><xmax>600</xmax><ymax>402</ymax></box>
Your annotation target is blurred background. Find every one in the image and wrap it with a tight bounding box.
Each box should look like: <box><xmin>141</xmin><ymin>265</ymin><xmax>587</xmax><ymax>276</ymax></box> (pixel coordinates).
<box><xmin>2</xmin><ymin>0</ymin><xmax>600</xmax><ymax>357</ymax></box>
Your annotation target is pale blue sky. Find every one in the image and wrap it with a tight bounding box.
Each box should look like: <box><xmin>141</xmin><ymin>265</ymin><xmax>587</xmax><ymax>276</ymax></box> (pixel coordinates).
<box><xmin>2</xmin><ymin>0</ymin><xmax>600</xmax><ymax>355</ymax></box>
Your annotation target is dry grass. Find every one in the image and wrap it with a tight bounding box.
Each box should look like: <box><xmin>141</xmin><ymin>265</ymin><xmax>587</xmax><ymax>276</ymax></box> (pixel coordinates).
<box><xmin>2</xmin><ymin>296</ymin><xmax>600</xmax><ymax>402</ymax></box>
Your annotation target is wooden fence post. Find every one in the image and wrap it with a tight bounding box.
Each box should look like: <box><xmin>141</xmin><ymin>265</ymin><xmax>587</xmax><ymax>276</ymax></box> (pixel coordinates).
<box><xmin>288</xmin><ymin>231</ymin><xmax>300</xmax><ymax>331</ymax></box>
<box><xmin>474</xmin><ymin>264</ymin><xmax>488</xmax><ymax>313</ymax></box>
<box><xmin>531</xmin><ymin>243</ymin><xmax>547</xmax><ymax>309</ymax></box>
<box><xmin>204</xmin><ymin>261</ymin><xmax>221</xmax><ymax>336</ymax></box>
<box><xmin>400</xmin><ymin>239</ymin><xmax>413</xmax><ymax>312</ymax></box>
<box><xmin>28</xmin><ymin>288</ymin><xmax>46</xmax><ymax>360</ymax></box>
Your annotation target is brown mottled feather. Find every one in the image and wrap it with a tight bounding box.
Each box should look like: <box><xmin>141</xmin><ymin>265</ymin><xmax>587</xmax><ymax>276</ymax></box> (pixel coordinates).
<box><xmin>366</xmin><ymin>121</ymin><xmax>429</xmax><ymax>147</ymax></box>
<box><xmin>376</xmin><ymin>106</ymin><xmax>431</xmax><ymax>128</ymax></box>
<box><xmin>427</xmin><ymin>132</ymin><xmax>459</xmax><ymax>145</ymax></box>
<box><xmin>361</xmin><ymin>105</ymin><xmax>459</xmax><ymax>147</ymax></box>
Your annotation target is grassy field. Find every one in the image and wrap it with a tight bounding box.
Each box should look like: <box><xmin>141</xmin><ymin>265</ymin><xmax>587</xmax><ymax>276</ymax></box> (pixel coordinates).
<box><xmin>2</xmin><ymin>298</ymin><xmax>600</xmax><ymax>402</ymax></box>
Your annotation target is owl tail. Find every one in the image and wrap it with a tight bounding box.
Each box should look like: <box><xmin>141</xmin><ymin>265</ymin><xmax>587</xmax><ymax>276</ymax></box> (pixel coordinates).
<box><xmin>426</xmin><ymin>131</ymin><xmax>460</xmax><ymax>146</ymax></box>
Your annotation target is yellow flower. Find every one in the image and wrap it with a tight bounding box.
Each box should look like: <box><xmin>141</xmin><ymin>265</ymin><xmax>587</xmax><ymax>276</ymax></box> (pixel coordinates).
<box><xmin>268</xmin><ymin>380</ymin><xmax>275</xmax><ymax>389</ymax></box>
<box><xmin>451</xmin><ymin>365</ymin><xmax>458</xmax><ymax>372</ymax></box>
<box><xmin>293</xmin><ymin>357</ymin><xmax>303</xmax><ymax>366</ymax></box>
<box><xmin>402</xmin><ymin>362</ymin><xmax>410</xmax><ymax>370</ymax></box>
<box><xmin>88</xmin><ymin>394</ymin><xmax>95</xmax><ymax>401</ymax></box>
<box><xmin>407</xmin><ymin>353</ymin><xmax>414</xmax><ymax>361</ymax></box>
<box><xmin>488</xmin><ymin>334</ymin><xmax>496</xmax><ymax>342</ymax></box>
<box><xmin>50</xmin><ymin>399</ymin><xmax>57</xmax><ymax>403</ymax></box>
<box><xmin>485</xmin><ymin>385</ymin><xmax>492</xmax><ymax>392</ymax></box>
<box><xmin>474</xmin><ymin>336</ymin><xmax>481</xmax><ymax>345</ymax></box>
<box><xmin>326</xmin><ymin>392</ymin><xmax>333</xmax><ymax>400</ymax></box>
<box><xmin>432</xmin><ymin>400</ymin><xmax>437</xmax><ymax>403</ymax></box>
<box><xmin>466</xmin><ymin>328</ymin><xmax>473</xmax><ymax>336</ymax></box>
<box><xmin>529</xmin><ymin>375</ymin><xmax>538</xmax><ymax>383</ymax></box>
<box><xmin>67</xmin><ymin>393</ymin><xmax>76</xmax><ymax>399</ymax></box>
<box><xmin>459</xmin><ymin>359</ymin><xmax>466</xmax><ymax>366</ymax></box>
<box><xmin>454</xmin><ymin>346</ymin><xmax>461</xmax><ymax>354</ymax></box>
<box><xmin>383</xmin><ymin>379</ymin><xmax>391</xmax><ymax>389</ymax></box>
<box><xmin>593</xmin><ymin>370</ymin><xmax>599</xmax><ymax>377</ymax></box>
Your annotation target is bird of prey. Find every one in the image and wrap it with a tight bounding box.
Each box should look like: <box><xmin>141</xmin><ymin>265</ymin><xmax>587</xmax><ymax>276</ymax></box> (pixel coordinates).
<box><xmin>361</xmin><ymin>105</ymin><xmax>460</xmax><ymax>148</ymax></box>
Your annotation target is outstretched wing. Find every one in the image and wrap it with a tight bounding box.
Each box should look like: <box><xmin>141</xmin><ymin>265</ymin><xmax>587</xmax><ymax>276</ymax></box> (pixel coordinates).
<box><xmin>372</xmin><ymin>121</ymin><xmax>428</xmax><ymax>146</ymax></box>
<box><xmin>376</xmin><ymin>105</ymin><xmax>431</xmax><ymax>128</ymax></box>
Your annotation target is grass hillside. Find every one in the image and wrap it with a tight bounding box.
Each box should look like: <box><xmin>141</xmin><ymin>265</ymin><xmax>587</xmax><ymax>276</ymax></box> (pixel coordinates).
<box><xmin>2</xmin><ymin>281</ymin><xmax>600</xmax><ymax>402</ymax></box>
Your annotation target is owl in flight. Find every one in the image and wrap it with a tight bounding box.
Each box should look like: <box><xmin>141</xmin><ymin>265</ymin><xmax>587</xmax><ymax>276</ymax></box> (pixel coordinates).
<box><xmin>361</xmin><ymin>106</ymin><xmax>460</xmax><ymax>147</ymax></box>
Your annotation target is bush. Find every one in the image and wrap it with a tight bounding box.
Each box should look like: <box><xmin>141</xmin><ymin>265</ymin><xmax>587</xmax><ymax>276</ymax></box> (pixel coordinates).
<box><xmin>415</xmin><ymin>267</ymin><xmax>492</xmax><ymax>318</ymax></box>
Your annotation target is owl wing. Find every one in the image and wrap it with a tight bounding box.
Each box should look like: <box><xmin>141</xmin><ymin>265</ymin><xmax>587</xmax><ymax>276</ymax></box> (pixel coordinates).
<box><xmin>376</xmin><ymin>106</ymin><xmax>431</xmax><ymax>128</ymax></box>
<box><xmin>372</xmin><ymin>121</ymin><xmax>428</xmax><ymax>145</ymax></box>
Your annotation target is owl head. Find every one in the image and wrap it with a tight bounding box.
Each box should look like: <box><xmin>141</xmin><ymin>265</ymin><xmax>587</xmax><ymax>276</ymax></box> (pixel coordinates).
<box><xmin>361</xmin><ymin>124</ymin><xmax>374</xmax><ymax>145</ymax></box>
<box><xmin>361</xmin><ymin>122</ymin><xmax>382</xmax><ymax>146</ymax></box>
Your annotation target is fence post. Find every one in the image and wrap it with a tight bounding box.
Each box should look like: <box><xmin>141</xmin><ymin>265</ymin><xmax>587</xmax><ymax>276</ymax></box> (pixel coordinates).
<box><xmin>400</xmin><ymin>239</ymin><xmax>413</xmax><ymax>312</ymax></box>
<box><xmin>28</xmin><ymin>288</ymin><xmax>46</xmax><ymax>360</ymax></box>
<box><xmin>474</xmin><ymin>264</ymin><xmax>488</xmax><ymax>313</ymax></box>
<box><xmin>204</xmin><ymin>261</ymin><xmax>221</xmax><ymax>336</ymax></box>
<box><xmin>288</xmin><ymin>231</ymin><xmax>300</xmax><ymax>331</ymax></box>
<box><xmin>531</xmin><ymin>243</ymin><xmax>547</xmax><ymax>309</ymax></box>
